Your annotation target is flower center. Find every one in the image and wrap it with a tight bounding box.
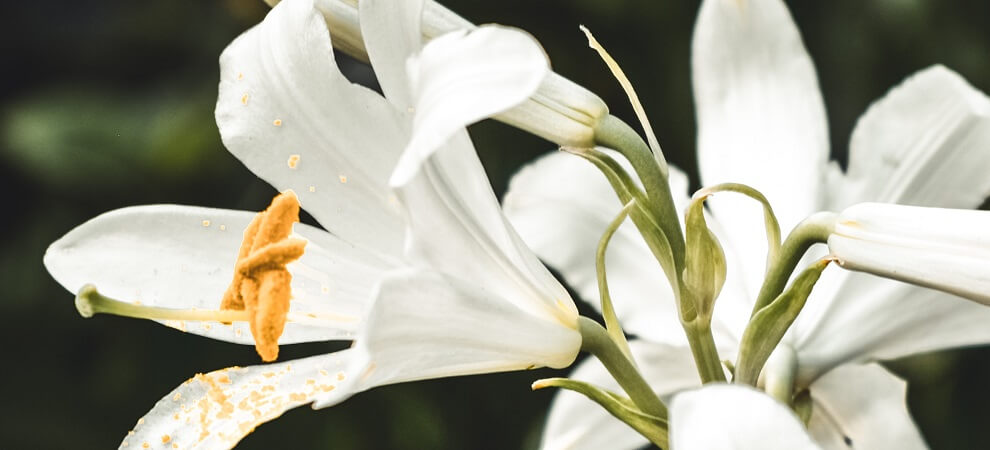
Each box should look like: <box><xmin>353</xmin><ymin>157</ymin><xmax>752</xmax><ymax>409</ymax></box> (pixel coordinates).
<box><xmin>72</xmin><ymin>191</ymin><xmax>307</xmax><ymax>363</ymax></box>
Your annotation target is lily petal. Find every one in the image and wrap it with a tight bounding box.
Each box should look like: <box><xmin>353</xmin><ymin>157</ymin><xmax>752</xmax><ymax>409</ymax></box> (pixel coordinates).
<box><xmin>794</xmin><ymin>269</ymin><xmax>990</xmax><ymax>382</ymax></box>
<box><xmin>692</xmin><ymin>0</ymin><xmax>829</xmax><ymax>295</ymax></box>
<box><xmin>504</xmin><ymin>150</ymin><xmax>690</xmax><ymax>343</ymax></box>
<box><xmin>315</xmin><ymin>0</ymin><xmax>608</xmax><ymax>147</ymax></box>
<box><xmin>358</xmin><ymin>0</ymin><xmax>424</xmax><ymax>107</ymax></box>
<box><xmin>43</xmin><ymin>205</ymin><xmax>399</xmax><ymax>344</ymax></box>
<box><xmin>829</xmin><ymin>203</ymin><xmax>990</xmax><ymax>305</ymax></box>
<box><xmin>829</xmin><ymin>65</ymin><xmax>990</xmax><ymax>210</ymax></box>
<box><xmin>807</xmin><ymin>363</ymin><xmax>926</xmax><ymax>450</ymax></box>
<box><xmin>391</xmin><ymin>25</ymin><xmax>549</xmax><ymax>186</ymax></box>
<box><xmin>314</xmin><ymin>269</ymin><xmax>581</xmax><ymax>408</ymax></box>
<box><xmin>217</xmin><ymin>0</ymin><xmax>408</xmax><ymax>255</ymax></box>
<box><xmin>120</xmin><ymin>350</ymin><xmax>352</xmax><ymax>450</ymax></box>
<box><xmin>670</xmin><ymin>384</ymin><xmax>820</xmax><ymax>450</ymax></box>
<box><xmin>541</xmin><ymin>341</ymin><xmax>700</xmax><ymax>450</ymax></box>
<box><xmin>399</xmin><ymin>139</ymin><xmax>578</xmax><ymax>326</ymax></box>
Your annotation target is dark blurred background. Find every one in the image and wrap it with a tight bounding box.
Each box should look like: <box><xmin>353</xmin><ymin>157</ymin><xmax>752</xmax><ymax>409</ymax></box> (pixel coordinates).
<box><xmin>2</xmin><ymin>0</ymin><xmax>989</xmax><ymax>448</ymax></box>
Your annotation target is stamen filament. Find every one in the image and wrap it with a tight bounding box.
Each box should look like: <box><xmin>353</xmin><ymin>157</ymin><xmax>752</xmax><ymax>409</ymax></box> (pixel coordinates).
<box><xmin>75</xmin><ymin>284</ymin><xmax>251</xmax><ymax>323</ymax></box>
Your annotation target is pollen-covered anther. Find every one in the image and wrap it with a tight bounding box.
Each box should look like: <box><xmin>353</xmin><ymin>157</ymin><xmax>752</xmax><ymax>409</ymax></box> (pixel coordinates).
<box><xmin>220</xmin><ymin>190</ymin><xmax>307</xmax><ymax>362</ymax></box>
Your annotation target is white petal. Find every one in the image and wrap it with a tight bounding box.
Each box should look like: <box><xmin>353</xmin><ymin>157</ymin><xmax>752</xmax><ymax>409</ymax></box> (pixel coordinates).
<box><xmin>829</xmin><ymin>65</ymin><xmax>990</xmax><ymax>210</ymax></box>
<box><xmin>793</xmin><ymin>269</ymin><xmax>990</xmax><ymax>381</ymax></box>
<box><xmin>828</xmin><ymin>203</ymin><xmax>990</xmax><ymax>305</ymax></box>
<box><xmin>43</xmin><ymin>205</ymin><xmax>399</xmax><ymax>344</ymax></box>
<box><xmin>315</xmin><ymin>0</ymin><xmax>606</xmax><ymax>147</ymax></box>
<box><xmin>358</xmin><ymin>0</ymin><xmax>424</xmax><ymax>107</ymax></box>
<box><xmin>692</xmin><ymin>0</ymin><xmax>829</xmax><ymax>296</ymax></box>
<box><xmin>120</xmin><ymin>350</ymin><xmax>353</xmax><ymax>450</ymax></box>
<box><xmin>216</xmin><ymin>0</ymin><xmax>408</xmax><ymax>255</ymax></box>
<box><xmin>504</xmin><ymin>150</ymin><xmax>691</xmax><ymax>343</ymax></box>
<box><xmin>390</xmin><ymin>25</ymin><xmax>549</xmax><ymax>185</ymax></box>
<box><xmin>398</xmin><ymin>138</ymin><xmax>578</xmax><ymax>326</ymax></box>
<box><xmin>807</xmin><ymin>364</ymin><xmax>926</xmax><ymax>450</ymax></box>
<box><xmin>541</xmin><ymin>341</ymin><xmax>701</xmax><ymax>450</ymax></box>
<box><xmin>670</xmin><ymin>384</ymin><xmax>820</xmax><ymax>450</ymax></box>
<box><xmin>314</xmin><ymin>269</ymin><xmax>581</xmax><ymax>408</ymax></box>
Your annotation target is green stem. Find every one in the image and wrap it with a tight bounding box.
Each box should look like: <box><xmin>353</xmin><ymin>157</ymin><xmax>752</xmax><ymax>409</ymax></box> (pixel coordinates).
<box><xmin>684</xmin><ymin>319</ymin><xmax>726</xmax><ymax>383</ymax></box>
<box><xmin>579</xmin><ymin>316</ymin><xmax>667</xmax><ymax>419</ymax></box>
<box><xmin>751</xmin><ymin>212</ymin><xmax>837</xmax><ymax>316</ymax></box>
<box><xmin>594</xmin><ymin>115</ymin><xmax>684</xmax><ymax>268</ymax></box>
<box><xmin>594</xmin><ymin>115</ymin><xmax>727</xmax><ymax>385</ymax></box>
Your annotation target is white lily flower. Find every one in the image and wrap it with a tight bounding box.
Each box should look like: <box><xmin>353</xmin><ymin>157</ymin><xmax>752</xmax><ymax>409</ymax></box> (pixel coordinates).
<box><xmin>504</xmin><ymin>0</ymin><xmax>990</xmax><ymax>448</ymax></box>
<box><xmin>314</xmin><ymin>0</ymin><xmax>610</xmax><ymax>147</ymax></box>
<box><xmin>670</xmin><ymin>384</ymin><xmax>820</xmax><ymax>450</ymax></box>
<box><xmin>829</xmin><ymin>203</ymin><xmax>990</xmax><ymax>305</ymax></box>
<box><xmin>44</xmin><ymin>0</ymin><xmax>580</xmax><ymax>447</ymax></box>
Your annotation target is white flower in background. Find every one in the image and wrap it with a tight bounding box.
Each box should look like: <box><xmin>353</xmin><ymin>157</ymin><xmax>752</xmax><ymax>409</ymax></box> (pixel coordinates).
<box><xmin>670</xmin><ymin>384</ymin><xmax>820</xmax><ymax>450</ymax></box>
<box><xmin>829</xmin><ymin>203</ymin><xmax>990</xmax><ymax>304</ymax></box>
<box><xmin>504</xmin><ymin>0</ymin><xmax>990</xmax><ymax>448</ymax></box>
<box><xmin>44</xmin><ymin>0</ymin><xmax>581</xmax><ymax>447</ymax></box>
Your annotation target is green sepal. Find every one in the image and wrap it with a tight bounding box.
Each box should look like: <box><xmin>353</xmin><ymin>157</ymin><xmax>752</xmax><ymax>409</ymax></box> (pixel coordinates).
<box><xmin>734</xmin><ymin>258</ymin><xmax>832</xmax><ymax>385</ymax></box>
<box><xmin>682</xmin><ymin>196</ymin><xmax>727</xmax><ymax>322</ymax></box>
<box><xmin>533</xmin><ymin>377</ymin><xmax>668</xmax><ymax>448</ymax></box>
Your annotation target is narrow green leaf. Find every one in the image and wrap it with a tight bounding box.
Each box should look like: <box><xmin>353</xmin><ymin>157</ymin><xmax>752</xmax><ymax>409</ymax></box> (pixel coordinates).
<box><xmin>734</xmin><ymin>258</ymin><xmax>833</xmax><ymax>385</ymax></box>
<box><xmin>596</xmin><ymin>199</ymin><xmax>639</xmax><ymax>360</ymax></box>
<box><xmin>533</xmin><ymin>377</ymin><xmax>668</xmax><ymax>448</ymax></box>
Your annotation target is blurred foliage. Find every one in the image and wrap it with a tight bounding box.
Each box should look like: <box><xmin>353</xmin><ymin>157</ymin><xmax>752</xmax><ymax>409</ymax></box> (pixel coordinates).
<box><xmin>2</xmin><ymin>0</ymin><xmax>990</xmax><ymax>448</ymax></box>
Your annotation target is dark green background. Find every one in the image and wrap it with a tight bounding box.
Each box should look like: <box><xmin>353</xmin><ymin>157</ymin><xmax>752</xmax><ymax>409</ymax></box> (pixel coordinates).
<box><xmin>3</xmin><ymin>0</ymin><xmax>989</xmax><ymax>448</ymax></box>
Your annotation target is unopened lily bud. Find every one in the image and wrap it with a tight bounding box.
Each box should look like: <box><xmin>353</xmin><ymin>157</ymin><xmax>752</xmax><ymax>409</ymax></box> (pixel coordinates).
<box><xmin>313</xmin><ymin>0</ymin><xmax>608</xmax><ymax>146</ymax></box>
<box><xmin>828</xmin><ymin>202</ymin><xmax>990</xmax><ymax>305</ymax></box>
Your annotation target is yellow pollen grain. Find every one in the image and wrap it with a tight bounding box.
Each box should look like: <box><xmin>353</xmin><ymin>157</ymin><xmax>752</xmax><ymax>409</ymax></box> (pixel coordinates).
<box><xmin>173</xmin><ymin>444</ymin><xmax>179</xmax><ymax>449</ymax></box>
<box><xmin>203</xmin><ymin>323</ymin><xmax>212</xmax><ymax>331</ymax></box>
<box><xmin>338</xmin><ymin>175</ymin><xmax>347</xmax><ymax>184</ymax></box>
<box><xmin>237</xmin><ymin>72</ymin><xmax>244</xmax><ymax>80</ymax></box>
<box><xmin>241</xmin><ymin>93</ymin><xmax>249</xmax><ymax>105</ymax></box>
<box><xmin>337</xmin><ymin>372</ymin><xmax>346</xmax><ymax>381</ymax></box>
<box><xmin>122</xmin><ymin>442</ymin><xmax>128</xmax><ymax>447</ymax></box>
<box><xmin>319</xmin><ymin>369</ymin><xmax>329</xmax><ymax>377</ymax></box>
<box><xmin>273</xmin><ymin>119</ymin><xmax>282</xmax><ymax>127</ymax></box>
<box><xmin>142</xmin><ymin>443</ymin><xmax>149</xmax><ymax>449</ymax></box>
<box><xmin>287</xmin><ymin>154</ymin><xmax>300</xmax><ymax>169</ymax></box>
<box><xmin>308</xmin><ymin>186</ymin><xmax>316</xmax><ymax>193</ymax></box>
<box><xmin>220</xmin><ymin>224</ymin><xmax>227</xmax><ymax>231</ymax></box>
<box><xmin>173</xmin><ymin>393</ymin><xmax>182</xmax><ymax>402</ymax></box>
<box><xmin>161</xmin><ymin>435</ymin><xmax>171</xmax><ymax>444</ymax></box>
<box><xmin>289</xmin><ymin>393</ymin><xmax>307</xmax><ymax>402</ymax></box>
<box><xmin>202</xmin><ymin>220</ymin><xmax>211</xmax><ymax>227</ymax></box>
<box><xmin>138</xmin><ymin>418</ymin><xmax>145</xmax><ymax>426</ymax></box>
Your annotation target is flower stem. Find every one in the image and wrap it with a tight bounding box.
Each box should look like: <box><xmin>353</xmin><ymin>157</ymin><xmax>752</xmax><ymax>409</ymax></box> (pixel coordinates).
<box><xmin>578</xmin><ymin>316</ymin><xmax>668</xmax><ymax>419</ymax></box>
<box><xmin>594</xmin><ymin>115</ymin><xmax>684</xmax><ymax>267</ymax></box>
<box><xmin>683</xmin><ymin>319</ymin><xmax>726</xmax><ymax>383</ymax></box>
<box><xmin>750</xmin><ymin>212</ymin><xmax>837</xmax><ymax>316</ymax></box>
<box><xmin>594</xmin><ymin>115</ymin><xmax>727</xmax><ymax>384</ymax></box>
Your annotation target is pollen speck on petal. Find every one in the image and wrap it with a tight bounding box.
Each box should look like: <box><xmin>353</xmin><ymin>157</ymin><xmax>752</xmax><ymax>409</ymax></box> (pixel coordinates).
<box><xmin>287</xmin><ymin>154</ymin><xmax>300</xmax><ymax>169</ymax></box>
